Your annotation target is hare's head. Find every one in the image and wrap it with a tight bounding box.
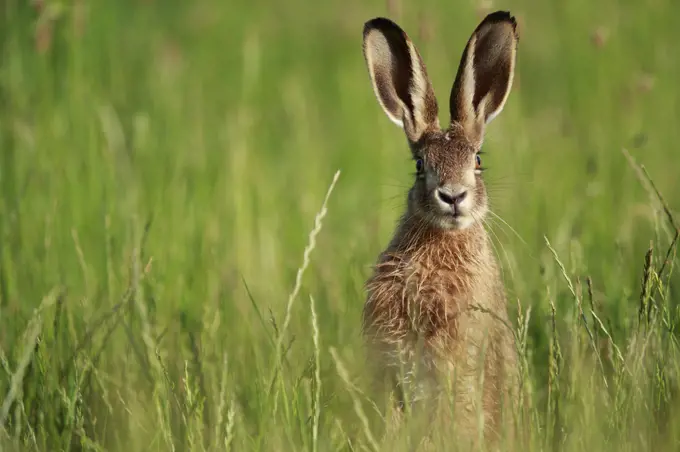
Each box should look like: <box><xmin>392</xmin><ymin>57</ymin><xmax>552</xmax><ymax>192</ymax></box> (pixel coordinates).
<box><xmin>362</xmin><ymin>12</ymin><xmax>518</xmax><ymax>231</ymax></box>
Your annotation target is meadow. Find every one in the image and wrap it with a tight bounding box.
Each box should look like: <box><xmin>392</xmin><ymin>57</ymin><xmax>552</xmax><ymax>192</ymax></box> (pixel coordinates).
<box><xmin>1</xmin><ymin>0</ymin><xmax>680</xmax><ymax>450</ymax></box>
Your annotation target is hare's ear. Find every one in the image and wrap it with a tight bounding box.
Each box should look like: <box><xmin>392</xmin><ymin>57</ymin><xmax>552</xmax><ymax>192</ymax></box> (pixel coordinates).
<box><xmin>363</xmin><ymin>18</ymin><xmax>439</xmax><ymax>143</ymax></box>
<box><xmin>449</xmin><ymin>11</ymin><xmax>518</xmax><ymax>144</ymax></box>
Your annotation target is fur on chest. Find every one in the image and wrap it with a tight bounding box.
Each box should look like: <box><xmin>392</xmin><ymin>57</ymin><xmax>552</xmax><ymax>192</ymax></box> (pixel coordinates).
<box><xmin>363</xmin><ymin>233</ymin><xmax>493</xmax><ymax>344</ymax></box>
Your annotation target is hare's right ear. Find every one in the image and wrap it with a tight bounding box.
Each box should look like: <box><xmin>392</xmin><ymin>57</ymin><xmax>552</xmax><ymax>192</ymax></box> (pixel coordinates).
<box><xmin>449</xmin><ymin>11</ymin><xmax>519</xmax><ymax>145</ymax></box>
<box><xmin>363</xmin><ymin>18</ymin><xmax>439</xmax><ymax>143</ymax></box>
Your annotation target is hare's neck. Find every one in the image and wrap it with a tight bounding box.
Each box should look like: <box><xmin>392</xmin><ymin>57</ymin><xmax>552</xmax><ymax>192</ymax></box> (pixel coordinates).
<box><xmin>389</xmin><ymin>215</ymin><xmax>489</xmax><ymax>264</ymax></box>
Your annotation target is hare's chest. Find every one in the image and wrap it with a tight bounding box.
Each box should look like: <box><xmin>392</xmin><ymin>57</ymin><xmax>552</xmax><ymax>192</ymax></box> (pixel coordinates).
<box><xmin>366</xmin><ymin>260</ymin><xmax>491</xmax><ymax>404</ymax></box>
<box><xmin>401</xmin><ymin>262</ymin><xmax>473</xmax><ymax>329</ymax></box>
<box><xmin>399</xmin><ymin>261</ymin><xmax>493</xmax><ymax>363</ymax></box>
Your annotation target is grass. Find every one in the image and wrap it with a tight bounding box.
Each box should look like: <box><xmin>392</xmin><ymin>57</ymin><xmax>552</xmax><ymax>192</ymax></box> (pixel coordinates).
<box><xmin>1</xmin><ymin>0</ymin><xmax>680</xmax><ymax>450</ymax></box>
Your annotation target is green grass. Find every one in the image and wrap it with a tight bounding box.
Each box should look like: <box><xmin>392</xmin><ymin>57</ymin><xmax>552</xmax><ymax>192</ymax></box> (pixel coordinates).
<box><xmin>1</xmin><ymin>0</ymin><xmax>680</xmax><ymax>450</ymax></box>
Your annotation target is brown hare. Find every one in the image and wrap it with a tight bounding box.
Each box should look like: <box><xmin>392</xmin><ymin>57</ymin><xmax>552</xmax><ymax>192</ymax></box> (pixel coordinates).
<box><xmin>361</xmin><ymin>11</ymin><xmax>520</xmax><ymax>448</ymax></box>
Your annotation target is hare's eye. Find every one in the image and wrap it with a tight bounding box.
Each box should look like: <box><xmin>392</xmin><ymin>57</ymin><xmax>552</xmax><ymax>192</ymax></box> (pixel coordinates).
<box><xmin>475</xmin><ymin>154</ymin><xmax>482</xmax><ymax>172</ymax></box>
<box><xmin>415</xmin><ymin>158</ymin><xmax>424</xmax><ymax>173</ymax></box>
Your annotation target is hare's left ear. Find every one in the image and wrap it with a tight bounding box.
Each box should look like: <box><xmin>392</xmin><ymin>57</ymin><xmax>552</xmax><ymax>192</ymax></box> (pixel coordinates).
<box><xmin>363</xmin><ymin>17</ymin><xmax>440</xmax><ymax>143</ymax></box>
<box><xmin>449</xmin><ymin>11</ymin><xmax>519</xmax><ymax>144</ymax></box>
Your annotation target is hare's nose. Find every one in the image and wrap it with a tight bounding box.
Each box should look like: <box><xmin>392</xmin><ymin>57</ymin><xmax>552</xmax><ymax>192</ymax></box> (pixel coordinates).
<box><xmin>436</xmin><ymin>187</ymin><xmax>467</xmax><ymax>206</ymax></box>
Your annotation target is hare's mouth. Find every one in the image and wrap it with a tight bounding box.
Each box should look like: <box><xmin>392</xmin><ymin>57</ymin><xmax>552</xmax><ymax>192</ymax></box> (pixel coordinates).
<box><xmin>409</xmin><ymin>190</ymin><xmax>477</xmax><ymax>230</ymax></box>
<box><xmin>428</xmin><ymin>210</ymin><xmax>475</xmax><ymax>231</ymax></box>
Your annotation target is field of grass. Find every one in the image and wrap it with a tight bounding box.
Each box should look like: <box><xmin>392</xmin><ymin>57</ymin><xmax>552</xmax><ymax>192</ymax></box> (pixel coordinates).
<box><xmin>1</xmin><ymin>0</ymin><xmax>680</xmax><ymax>450</ymax></box>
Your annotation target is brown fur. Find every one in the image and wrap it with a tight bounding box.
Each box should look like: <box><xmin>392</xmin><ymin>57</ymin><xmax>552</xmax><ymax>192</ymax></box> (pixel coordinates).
<box><xmin>361</xmin><ymin>11</ymin><xmax>521</xmax><ymax>448</ymax></box>
<box><xmin>364</xmin><ymin>211</ymin><xmax>518</xmax><ymax>445</ymax></box>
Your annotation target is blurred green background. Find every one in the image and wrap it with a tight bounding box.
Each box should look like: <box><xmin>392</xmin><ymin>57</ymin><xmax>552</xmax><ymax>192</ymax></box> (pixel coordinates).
<box><xmin>1</xmin><ymin>0</ymin><xmax>680</xmax><ymax>450</ymax></box>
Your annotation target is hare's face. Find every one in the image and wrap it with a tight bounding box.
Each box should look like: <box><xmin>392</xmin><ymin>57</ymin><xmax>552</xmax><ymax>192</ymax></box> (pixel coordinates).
<box><xmin>409</xmin><ymin>129</ymin><xmax>486</xmax><ymax>230</ymax></box>
<box><xmin>362</xmin><ymin>12</ymin><xmax>518</xmax><ymax>231</ymax></box>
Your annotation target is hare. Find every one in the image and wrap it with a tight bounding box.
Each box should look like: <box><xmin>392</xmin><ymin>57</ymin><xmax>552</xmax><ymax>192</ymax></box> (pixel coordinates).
<box><xmin>361</xmin><ymin>11</ymin><xmax>520</xmax><ymax>448</ymax></box>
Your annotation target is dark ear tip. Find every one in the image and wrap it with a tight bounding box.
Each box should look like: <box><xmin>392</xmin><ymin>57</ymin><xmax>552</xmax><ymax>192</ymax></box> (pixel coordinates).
<box><xmin>479</xmin><ymin>11</ymin><xmax>519</xmax><ymax>38</ymax></box>
<box><xmin>363</xmin><ymin>17</ymin><xmax>403</xmax><ymax>37</ymax></box>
